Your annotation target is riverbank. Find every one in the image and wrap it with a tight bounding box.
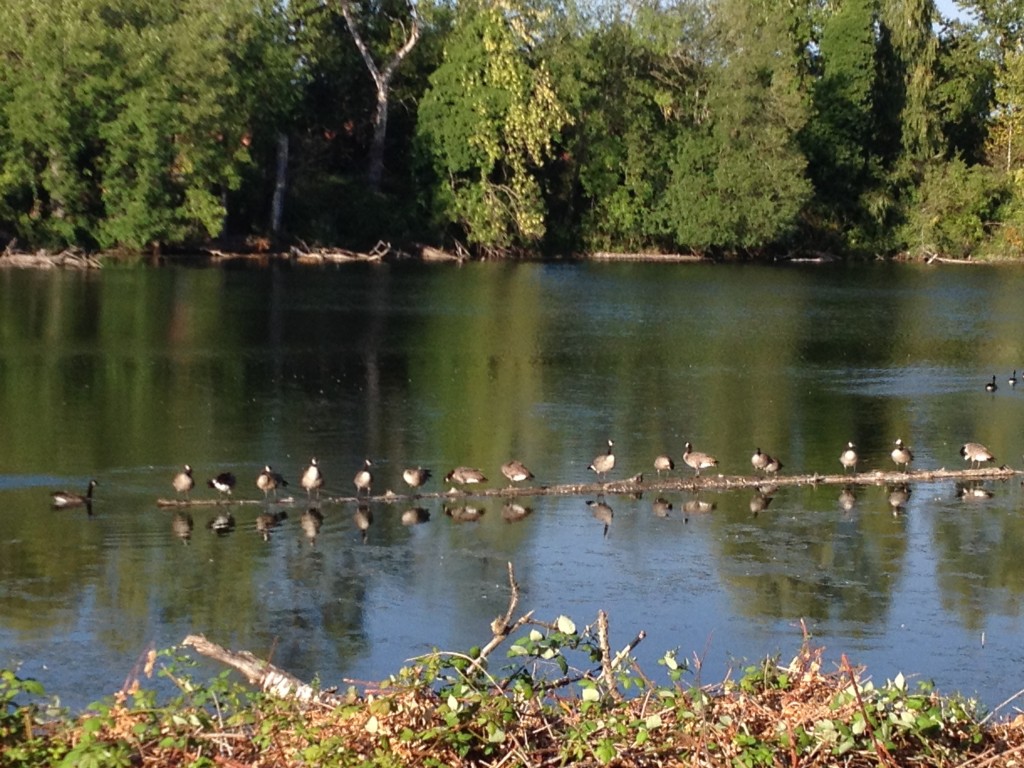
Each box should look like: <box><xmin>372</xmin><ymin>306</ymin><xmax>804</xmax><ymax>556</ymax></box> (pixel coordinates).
<box><xmin>4</xmin><ymin>616</ymin><xmax>1023</xmax><ymax>767</ymax></box>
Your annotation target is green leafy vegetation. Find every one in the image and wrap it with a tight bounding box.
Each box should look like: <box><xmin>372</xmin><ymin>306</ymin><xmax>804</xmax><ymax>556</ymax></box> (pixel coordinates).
<box><xmin>1</xmin><ymin>617</ymin><xmax>1017</xmax><ymax>767</ymax></box>
<box><xmin>0</xmin><ymin>0</ymin><xmax>1022</xmax><ymax>259</ymax></box>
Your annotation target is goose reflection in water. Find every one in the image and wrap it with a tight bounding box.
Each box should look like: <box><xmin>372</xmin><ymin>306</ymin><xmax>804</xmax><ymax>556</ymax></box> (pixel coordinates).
<box><xmin>445</xmin><ymin>504</ymin><xmax>484</xmax><ymax>523</ymax></box>
<box><xmin>652</xmin><ymin>498</ymin><xmax>672</xmax><ymax>518</ymax></box>
<box><xmin>171</xmin><ymin>511</ymin><xmax>193</xmax><ymax>543</ymax></box>
<box><xmin>300</xmin><ymin>507</ymin><xmax>323</xmax><ymax>545</ymax></box>
<box><xmin>354</xmin><ymin>504</ymin><xmax>372</xmax><ymax>542</ymax></box>
<box><xmin>501</xmin><ymin>502</ymin><xmax>532</xmax><ymax>523</ymax></box>
<box><xmin>838</xmin><ymin>486</ymin><xmax>857</xmax><ymax>513</ymax></box>
<box><xmin>887</xmin><ymin>483</ymin><xmax>911</xmax><ymax>515</ymax></box>
<box><xmin>401</xmin><ymin>507</ymin><xmax>430</xmax><ymax>526</ymax></box>
<box><xmin>683</xmin><ymin>497</ymin><xmax>716</xmax><ymax>520</ymax></box>
<box><xmin>956</xmin><ymin>481</ymin><xmax>994</xmax><ymax>502</ymax></box>
<box><xmin>256</xmin><ymin>510</ymin><xmax>288</xmax><ymax>541</ymax></box>
<box><xmin>587</xmin><ymin>499</ymin><xmax>613</xmax><ymax>537</ymax></box>
<box><xmin>749</xmin><ymin>489</ymin><xmax>775</xmax><ymax>517</ymax></box>
<box><xmin>207</xmin><ymin>511</ymin><xmax>235</xmax><ymax>535</ymax></box>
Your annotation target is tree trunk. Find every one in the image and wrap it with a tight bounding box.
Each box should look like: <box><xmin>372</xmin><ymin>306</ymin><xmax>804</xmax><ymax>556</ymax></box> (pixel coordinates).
<box><xmin>271</xmin><ymin>132</ymin><xmax>288</xmax><ymax>236</ymax></box>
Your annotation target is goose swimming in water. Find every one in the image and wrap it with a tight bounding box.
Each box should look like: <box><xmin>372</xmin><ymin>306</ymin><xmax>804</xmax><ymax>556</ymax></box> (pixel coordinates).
<box><xmin>51</xmin><ymin>479</ymin><xmax>98</xmax><ymax>509</ymax></box>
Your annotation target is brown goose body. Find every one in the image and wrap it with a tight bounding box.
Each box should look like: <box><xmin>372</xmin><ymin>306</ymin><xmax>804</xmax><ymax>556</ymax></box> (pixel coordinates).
<box><xmin>257</xmin><ymin>465</ymin><xmax>288</xmax><ymax>498</ymax></box>
<box><xmin>172</xmin><ymin>465</ymin><xmax>194</xmax><ymax>500</ymax></box>
<box><xmin>890</xmin><ymin>439</ymin><xmax>914</xmax><ymax>472</ymax></box>
<box><xmin>588</xmin><ymin>439</ymin><xmax>616</xmax><ymax>479</ymax></box>
<box><xmin>353</xmin><ymin>459</ymin><xmax>373</xmax><ymax>496</ymax></box>
<box><xmin>301</xmin><ymin>458</ymin><xmax>324</xmax><ymax>498</ymax></box>
<box><xmin>444</xmin><ymin>466</ymin><xmax>487</xmax><ymax>485</ymax></box>
<box><xmin>839</xmin><ymin>442</ymin><xmax>858</xmax><ymax>474</ymax></box>
<box><xmin>501</xmin><ymin>459</ymin><xmax>534</xmax><ymax>486</ymax></box>
<box><xmin>682</xmin><ymin>442</ymin><xmax>718</xmax><ymax>476</ymax></box>
<box><xmin>960</xmin><ymin>442</ymin><xmax>995</xmax><ymax>469</ymax></box>
<box><xmin>402</xmin><ymin>466</ymin><xmax>432</xmax><ymax>491</ymax></box>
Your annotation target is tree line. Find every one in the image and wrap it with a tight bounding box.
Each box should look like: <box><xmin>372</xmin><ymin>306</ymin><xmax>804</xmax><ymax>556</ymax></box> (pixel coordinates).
<box><xmin>0</xmin><ymin>0</ymin><xmax>1020</xmax><ymax>260</ymax></box>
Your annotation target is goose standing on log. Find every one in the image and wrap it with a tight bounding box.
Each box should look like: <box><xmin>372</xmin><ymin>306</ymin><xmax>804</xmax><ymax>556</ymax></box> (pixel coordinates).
<box><xmin>501</xmin><ymin>459</ymin><xmax>534</xmax><ymax>487</ymax></box>
<box><xmin>654</xmin><ymin>454</ymin><xmax>674</xmax><ymax>477</ymax></box>
<box><xmin>763</xmin><ymin>455</ymin><xmax>783</xmax><ymax>475</ymax></box>
<box><xmin>301</xmin><ymin>457</ymin><xmax>324</xmax><ymax>500</ymax></box>
<box><xmin>444</xmin><ymin>466</ymin><xmax>487</xmax><ymax>487</ymax></box>
<box><xmin>402</xmin><ymin>466</ymin><xmax>431</xmax><ymax>492</ymax></box>
<box><xmin>257</xmin><ymin>465</ymin><xmax>288</xmax><ymax>499</ymax></box>
<box><xmin>751</xmin><ymin>448</ymin><xmax>769</xmax><ymax>474</ymax></box>
<box><xmin>588</xmin><ymin>439</ymin><xmax>615</xmax><ymax>480</ymax></box>
<box><xmin>682</xmin><ymin>442</ymin><xmax>718</xmax><ymax>477</ymax></box>
<box><xmin>353</xmin><ymin>459</ymin><xmax>373</xmax><ymax>496</ymax></box>
<box><xmin>840</xmin><ymin>442</ymin><xmax>858</xmax><ymax>474</ymax></box>
<box><xmin>960</xmin><ymin>442</ymin><xmax>995</xmax><ymax>469</ymax></box>
<box><xmin>51</xmin><ymin>479</ymin><xmax>98</xmax><ymax>509</ymax></box>
<box><xmin>891</xmin><ymin>439</ymin><xmax>913</xmax><ymax>472</ymax></box>
<box><xmin>172</xmin><ymin>465</ymin><xmax>194</xmax><ymax>502</ymax></box>
<box><xmin>207</xmin><ymin>472</ymin><xmax>236</xmax><ymax>501</ymax></box>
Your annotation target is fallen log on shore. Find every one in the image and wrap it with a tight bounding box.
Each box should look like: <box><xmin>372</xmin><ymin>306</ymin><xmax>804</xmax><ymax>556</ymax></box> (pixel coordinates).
<box><xmin>155</xmin><ymin>464</ymin><xmax>1021</xmax><ymax>508</ymax></box>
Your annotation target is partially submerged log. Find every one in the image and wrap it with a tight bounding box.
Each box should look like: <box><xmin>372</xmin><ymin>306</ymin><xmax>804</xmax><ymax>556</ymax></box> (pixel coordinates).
<box><xmin>0</xmin><ymin>244</ymin><xmax>101</xmax><ymax>269</ymax></box>
<box><xmin>156</xmin><ymin>465</ymin><xmax>1021</xmax><ymax>508</ymax></box>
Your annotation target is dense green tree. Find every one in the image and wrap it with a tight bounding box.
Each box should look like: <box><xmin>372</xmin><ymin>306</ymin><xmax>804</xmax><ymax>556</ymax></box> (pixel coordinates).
<box><xmin>415</xmin><ymin>0</ymin><xmax>571</xmax><ymax>250</ymax></box>
<box><xmin>659</xmin><ymin>0</ymin><xmax>811</xmax><ymax>252</ymax></box>
<box><xmin>933</xmin><ymin>20</ymin><xmax>995</xmax><ymax>165</ymax></box>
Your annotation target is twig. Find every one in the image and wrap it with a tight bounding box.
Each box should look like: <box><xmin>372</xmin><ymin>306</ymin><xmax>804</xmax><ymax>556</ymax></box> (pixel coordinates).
<box><xmin>979</xmin><ymin>685</ymin><xmax>1024</xmax><ymax>726</ymax></box>
<box><xmin>840</xmin><ymin>653</ymin><xmax>897</xmax><ymax>768</ymax></box>
<box><xmin>597</xmin><ymin>610</ymin><xmax>621</xmax><ymax>701</ymax></box>
<box><xmin>468</xmin><ymin>562</ymin><xmax>533</xmax><ymax>674</ymax></box>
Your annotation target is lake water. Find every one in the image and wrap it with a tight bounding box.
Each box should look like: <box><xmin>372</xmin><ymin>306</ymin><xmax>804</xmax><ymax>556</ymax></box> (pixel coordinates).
<box><xmin>3</xmin><ymin>260</ymin><xmax>1024</xmax><ymax>714</ymax></box>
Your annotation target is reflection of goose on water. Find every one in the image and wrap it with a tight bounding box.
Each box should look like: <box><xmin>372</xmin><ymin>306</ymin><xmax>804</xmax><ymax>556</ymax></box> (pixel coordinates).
<box><xmin>749</xmin><ymin>490</ymin><xmax>774</xmax><ymax>516</ymax></box>
<box><xmin>683</xmin><ymin>443</ymin><xmax>718</xmax><ymax>477</ymax></box>
<box><xmin>587</xmin><ymin>499</ymin><xmax>613</xmax><ymax>537</ymax></box>
<box><xmin>957</xmin><ymin>482</ymin><xmax>994</xmax><ymax>501</ymax></box>
<box><xmin>172</xmin><ymin>511</ymin><xmax>193</xmax><ymax>542</ymax></box>
<box><xmin>401</xmin><ymin>507</ymin><xmax>430</xmax><ymax>526</ymax></box>
<box><xmin>838</xmin><ymin>486</ymin><xmax>857</xmax><ymax>512</ymax></box>
<box><xmin>353</xmin><ymin>505</ymin><xmax>372</xmax><ymax>542</ymax></box>
<box><xmin>300</xmin><ymin>507</ymin><xmax>323</xmax><ymax>544</ymax></box>
<box><xmin>502</xmin><ymin>502</ymin><xmax>532</xmax><ymax>523</ymax></box>
<box><xmin>652</xmin><ymin>497</ymin><xmax>672</xmax><ymax>518</ymax></box>
<box><xmin>51</xmin><ymin>479</ymin><xmax>98</xmax><ymax>509</ymax></box>
<box><xmin>207</xmin><ymin>511</ymin><xmax>235</xmax><ymax>535</ymax></box>
<box><xmin>301</xmin><ymin>458</ymin><xmax>324</xmax><ymax>499</ymax></box>
<box><xmin>887</xmin><ymin>483</ymin><xmax>910</xmax><ymax>513</ymax></box>
<box><xmin>207</xmin><ymin>472</ymin><xmax>236</xmax><ymax>500</ymax></box>
<box><xmin>683</xmin><ymin>498</ymin><xmax>716</xmax><ymax>516</ymax></box>
<box><xmin>172</xmin><ymin>465</ymin><xmax>194</xmax><ymax>501</ymax></box>
<box><xmin>445</xmin><ymin>504</ymin><xmax>484</xmax><ymax>522</ymax></box>
<box><xmin>960</xmin><ymin>442</ymin><xmax>995</xmax><ymax>469</ymax></box>
<box><xmin>588</xmin><ymin>439</ymin><xmax>615</xmax><ymax>480</ymax></box>
<box><xmin>256</xmin><ymin>510</ymin><xmax>288</xmax><ymax>541</ymax></box>
<box><xmin>501</xmin><ymin>460</ymin><xmax>534</xmax><ymax>487</ymax></box>
<box><xmin>257</xmin><ymin>465</ymin><xmax>288</xmax><ymax>499</ymax></box>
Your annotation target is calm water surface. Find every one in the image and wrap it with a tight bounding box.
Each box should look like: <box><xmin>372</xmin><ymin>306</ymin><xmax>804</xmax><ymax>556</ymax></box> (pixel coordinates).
<box><xmin>3</xmin><ymin>261</ymin><xmax>1024</xmax><ymax>713</ymax></box>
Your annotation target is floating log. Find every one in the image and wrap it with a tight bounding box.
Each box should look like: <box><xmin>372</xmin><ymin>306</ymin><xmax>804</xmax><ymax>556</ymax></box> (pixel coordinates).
<box><xmin>155</xmin><ymin>465</ymin><xmax>1021</xmax><ymax>508</ymax></box>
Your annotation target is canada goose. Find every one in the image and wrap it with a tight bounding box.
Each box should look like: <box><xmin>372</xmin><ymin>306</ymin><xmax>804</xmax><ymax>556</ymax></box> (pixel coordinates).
<box><xmin>751</xmin><ymin>448</ymin><xmax>769</xmax><ymax>473</ymax></box>
<box><xmin>51</xmin><ymin>479</ymin><xmax>98</xmax><ymax>509</ymax></box>
<box><xmin>206</xmin><ymin>472</ymin><xmax>237</xmax><ymax>501</ymax></box>
<box><xmin>960</xmin><ymin>442</ymin><xmax>995</xmax><ymax>469</ymax></box>
<box><xmin>352</xmin><ymin>459</ymin><xmax>373</xmax><ymax>496</ymax></box>
<box><xmin>587</xmin><ymin>499</ymin><xmax>613</xmax><ymax>537</ymax></box>
<box><xmin>1011</xmin><ymin>371</ymin><xmax>1018</xmax><ymax>387</ymax></box>
<box><xmin>301</xmin><ymin>458</ymin><xmax>324</xmax><ymax>499</ymax></box>
<box><xmin>444</xmin><ymin>466</ymin><xmax>487</xmax><ymax>485</ymax></box>
<box><xmin>300</xmin><ymin>507</ymin><xmax>324</xmax><ymax>544</ymax></box>
<box><xmin>652</xmin><ymin>498</ymin><xmax>672</xmax><ymax>518</ymax></box>
<box><xmin>402</xmin><ymin>467</ymin><xmax>432</xmax><ymax>491</ymax></box>
<box><xmin>256</xmin><ymin>509</ymin><xmax>288</xmax><ymax>541</ymax></box>
<box><xmin>840</xmin><ymin>442</ymin><xmax>858</xmax><ymax>474</ymax></box>
<box><xmin>172</xmin><ymin>464</ymin><xmax>194</xmax><ymax>501</ymax></box>
<box><xmin>256</xmin><ymin>465</ymin><xmax>288</xmax><ymax>499</ymax></box>
<box><xmin>401</xmin><ymin>507</ymin><xmax>430</xmax><ymax>526</ymax></box>
<box><xmin>588</xmin><ymin>439</ymin><xmax>616</xmax><ymax>480</ymax></box>
<box><xmin>986</xmin><ymin>375</ymin><xmax>998</xmax><ymax>392</ymax></box>
<box><xmin>354</xmin><ymin>504</ymin><xmax>372</xmax><ymax>542</ymax></box>
<box><xmin>502</xmin><ymin>502</ymin><xmax>532</xmax><ymax>523</ymax></box>
<box><xmin>682</xmin><ymin>442</ymin><xmax>718</xmax><ymax>477</ymax></box>
<box><xmin>763</xmin><ymin>455</ymin><xmax>783</xmax><ymax>475</ymax></box>
<box><xmin>891</xmin><ymin>438</ymin><xmax>914</xmax><ymax>472</ymax></box>
<box><xmin>501</xmin><ymin>459</ymin><xmax>534</xmax><ymax>487</ymax></box>
<box><xmin>654</xmin><ymin>454</ymin><xmax>674</xmax><ymax>477</ymax></box>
